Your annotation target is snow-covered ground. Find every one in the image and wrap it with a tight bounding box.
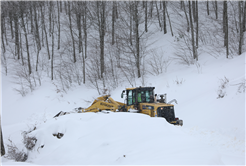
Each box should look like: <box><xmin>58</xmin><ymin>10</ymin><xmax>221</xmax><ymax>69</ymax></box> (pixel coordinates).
<box><xmin>1</xmin><ymin>32</ymin><xmax>245</xmax><ymax>165</ymax></box>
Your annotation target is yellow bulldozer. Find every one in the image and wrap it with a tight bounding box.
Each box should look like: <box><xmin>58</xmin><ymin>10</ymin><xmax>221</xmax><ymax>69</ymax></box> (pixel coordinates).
<box><xmin>54</xmin><ymin>87</ymin><xmax>183</xmax><ymax>126</ymax></box>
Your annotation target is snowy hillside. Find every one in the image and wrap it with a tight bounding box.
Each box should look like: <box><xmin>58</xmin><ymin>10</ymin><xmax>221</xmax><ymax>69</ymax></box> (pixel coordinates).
<box><xmin>2</xmin><ymin>43</ymin><xmax>245</xmax><ymax>165</ymax></box>
<box><xmin>1</xmin><ymin>1</ymin><xmax>245</xmax><ymax>165</ymax></box>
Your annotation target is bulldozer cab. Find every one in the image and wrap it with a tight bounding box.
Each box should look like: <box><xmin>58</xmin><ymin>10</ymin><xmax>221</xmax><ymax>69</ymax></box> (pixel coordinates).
<box><xmin>122</xmin><ymin>87</ymin><xmax>155</xmax><ymax>106</ymax></box>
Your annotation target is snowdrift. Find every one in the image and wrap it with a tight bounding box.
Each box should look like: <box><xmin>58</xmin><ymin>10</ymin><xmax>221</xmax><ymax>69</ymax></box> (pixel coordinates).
<box><xmin>23</xmin><ymin>112</ymin><xmax>223</xmax><ymax>165</ymax></box>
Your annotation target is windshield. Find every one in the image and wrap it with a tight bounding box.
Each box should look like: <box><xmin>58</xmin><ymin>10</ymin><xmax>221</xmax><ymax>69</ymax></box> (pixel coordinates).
<box><xmin>138</xmin><ymin>90</ymin><xmax>154</xmax><ymax>103</ymax></box>
<box><xmin>127</xmin><ymin>88</ymin><xmax>154</xmax><ymax>105</ymax></box>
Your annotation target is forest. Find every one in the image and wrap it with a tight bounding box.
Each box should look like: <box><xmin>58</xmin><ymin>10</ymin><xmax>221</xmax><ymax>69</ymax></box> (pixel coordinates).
<box><xmin>1</xmin><ymin>1</ymin><xmax>246</xmax><ymax>95</ymax></box>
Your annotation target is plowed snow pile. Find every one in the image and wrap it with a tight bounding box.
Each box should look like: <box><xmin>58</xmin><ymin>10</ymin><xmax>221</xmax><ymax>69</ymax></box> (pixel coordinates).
<box><xmin>3</xmin><ymin>112</ymin><xmax>225</xmax><ymax>165</ymax></box>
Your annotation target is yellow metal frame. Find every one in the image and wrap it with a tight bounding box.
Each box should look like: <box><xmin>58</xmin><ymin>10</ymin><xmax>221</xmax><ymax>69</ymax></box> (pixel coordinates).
<box><xmin>81</xmin><ymin>95</ymin><xmax>125</xmax><ymax>113</ymax></box>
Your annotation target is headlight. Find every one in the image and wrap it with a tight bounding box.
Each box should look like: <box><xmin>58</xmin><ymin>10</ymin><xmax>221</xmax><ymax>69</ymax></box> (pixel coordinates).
<box><xmin>170</xmin><ymin>106</ymin><xmax>173</xmax><ymax>109</ymax></box>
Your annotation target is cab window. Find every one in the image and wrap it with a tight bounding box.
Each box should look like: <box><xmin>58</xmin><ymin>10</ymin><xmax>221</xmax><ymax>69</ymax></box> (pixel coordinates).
<box><xmin>138</xmin><ymin>92</ymin><xmax>142</xmax><ymax>102</ymax></box>
<box><xmin>133</xmin><ymin>91</ymin><xmax>136</xmax><ymax>103</ymax></box>
<box><xmin>146</xmin><ymin>90</ymin><xmax>153</xmax><ymax>102</ymax></box>
<box><xmin>127</xmin><ymin>90</ymin><xmax>133</xmax><ymax>105</ymax></box>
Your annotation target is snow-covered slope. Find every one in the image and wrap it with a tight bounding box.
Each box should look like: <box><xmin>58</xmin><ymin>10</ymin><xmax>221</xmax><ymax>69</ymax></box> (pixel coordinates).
<box><xmin>6</xmin><ymin>112</ymin><xmax>226</xmax><ymax>165</ymax></box>
<box><xmin>1</xmin><ymin>32</ymin><xmax>245</xmax><ymax>165</ymax></box>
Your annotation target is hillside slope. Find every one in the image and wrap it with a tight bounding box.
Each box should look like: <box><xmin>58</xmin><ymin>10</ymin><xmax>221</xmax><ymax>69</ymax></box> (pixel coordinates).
<box><xmin>2</xmin><ymin>49</ymin><xmax>245</xmax><ymax>165</ymax></box>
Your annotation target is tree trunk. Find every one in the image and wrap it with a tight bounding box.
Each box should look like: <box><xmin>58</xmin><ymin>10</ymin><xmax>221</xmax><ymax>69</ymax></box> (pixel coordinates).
<box><xmin>145</xmin><ymin>1</ymin><xmax>148</xmax><ymax>32</ymax></box>
<box><xmin>115</xmin><ymin>2</ymin><xmax>118</xmax><ymax>19</ymax></box>
<box><xmin>60</xmin><ymin>1</ymin><xmax>62</xmax><ymax>13</ymax></box>
<box><xmin>36</xmin><ymin>47</ymin><xmax>40</xmax><ymax>71</ymax></box>
<box><xmin>29</xmin><ymin>4</ymin><xmax>33</xmax><ymax>34</ymax></box>
<box><xmin>40</xmin><ymin>3</ymin><xmax>44</xmax><ymax>47</ymax></box>
<box><xmin>68</xmin><ymin>1</ymin><xmax>76</xmax><ymax>63</ymax></box>
<box><xmin>77</xmin><ymin>2</ymin><xmax>82</xmax><ymax>53</ymax></box>
<box><xmin>150</xmin><ymin>1</ymin><xmax>153</xmax><ymax>18</ymax></box>
<box><xmin>4</xmin><ymin>16</ymin><xmax>8</xmax><ymax>45</ymax></box>
<box><xmin>166</xmin><ymin>2</ymin><xmax>173</xmax><ymax>36</ymax></box>
<box><xmin>41</xmin><ymin>5</ymin><xmax>50</xmax><ymax>60</ymax></box>
<box><xmin>82</xmin><ymin>1</ymin><xmax>87</xmax><ymax>59</ymax></box>
<box><xmin>1</xmin><ymin>123</ymin><xmax>5</xmax><ymax>156</ymax></box>
<box><xmin>243</xmin><ymin>1</ymin><xmax>246</xmax><ymax>32</ymax></box>
<box><xmin>51</xmin><ymin>13</ymin><xmax>54</xmax><ymax>80</ymax></box>
<box><xmin>20</xmin><ymin>30</ymin><xmax>24</xmax><ymax>65</ymax></box>
<box><xmin>65</xmin><ymin>1</ymin><xmax>67</xmax><ymax>15</ymax></box>
<box><xmin>1</xmin><ymin>15</ymin><xmax>6</xmax><ymax>53</ymax></box>
<box><xmin>57</xmin><ymin>1</ymin><xmax>60</xmax><ymax>50</ymax></box>
<box><xmin>96</xmin><ymin>1</ymin><xmax>106</xmax><ymax>78</ymax></box>
<box><xmin>49</xmin><ymin>1</ymin><xmax>52</xmax><ymax>36</ymax></box>
<box><xmin>207</xmin><ymin>0</ymin><xmax>209</xmax><ymax>15</ymax></box>
<box><xmin>163</xmin><ymin>1</ymin><xmax>167</xmax><ymax>34</ymax></box>
<box><xmin>130</xmin><ymin>2</ymin><xmax>133</xmax><ymax>46</ymax></box>
<box><xmin>189</xmin><ymin>1</ymin><xmax>196</xmax><ymax>60</ymax></box>
<box><xmin>112</xmin><ymin>2</ymin><xmax>115</xmax><ymax>45</ymax></box>
<box><xmin>215</xmin><ymin>1</ymin><xmax>218</xmax><ymax>19</ymax></box>
<box><xmin>224</xmin><ymin>1</ymin><xmax>229</xmax><ymax>58</ymax></box>
<box><xmin>192</xmin><ymin>1</ymin><xmax>196</xmax><ymax>22</ymax></box>
<box><xmin>156</xmin><ymin>1</ymin><xmax>162</xmax><ymax>30</ymax></box>
<box><xmin>134</xmin><ymin>1</ymin><xmax>141</xmax><ymax>78</ymax></box>
<box><xmin>14</xmin><ymin>13</ymin><xmax>19</xmax><ymax>59</ymax></box>
<box><xmin>21</xmin><ymin>14</ymin><xmax>31</xmax><ymax>75</ymax></box>
<box><xmin>183</xmin><ymin>1</ymin><xmax>190</xmax><ymax>32</ymax></box>
<box><xmin>223</xmin><ymin>1</ymin><xmax>226</xmax><ymax>33</ymax></box>
<box><xmin>34</xmin><ymin>3</ymin><xmax>41</xmax><ymax>51</ymax></box>
<box><xmin>196</xmin><ymin>0</ymin><xmax>198</xmax><ymax>49</ymax></box>
<box><xmin>239</xmin><ymin>1</ymin><xmax>243</xmax><ymax>55</ymax></box>
<box><xmin>9</xmin><ymin>12</ymin><xmax>14</xmax><ymax>39</ymax></box>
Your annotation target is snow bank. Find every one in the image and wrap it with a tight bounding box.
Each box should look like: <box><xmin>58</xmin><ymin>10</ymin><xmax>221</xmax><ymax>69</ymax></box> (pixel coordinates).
<box><xmin>23</xmin><ymin>112</ymin><xmax>223</xmax><ymax>165</ymax></box>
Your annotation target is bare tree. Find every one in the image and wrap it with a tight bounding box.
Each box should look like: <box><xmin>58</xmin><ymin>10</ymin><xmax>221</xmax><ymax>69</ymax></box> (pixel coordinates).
<box><xmin>0</xmin><ymin>116</ymin><xmax>5</xmax><ymax>156</ymax></box>
<box><xmin>165</xmin><ymin>2</ymin><xmax>173</xmax><ymax>36</ymax></box>
<box><xmin>82</xmin><ymin>1</ymin><xmax>88</xmax><ymax>84</ymax></box>
<box><xmin>243</xmin><ymin>1</ymin><xmax>246</xmax><ymax>32</ymax></box>
<box><xmin>239</xmin><ymin>1</ymin><xmax>243</xmax><ymax>55</ymax></box>
<box><xmin>96</xmin><ymin>1</ymin><xmax>106</xmax><ymax>78</ymax></box>
<box><xmin>34</xmin><ymin>2</ymin><xmax>41</xmax><ymax>51</ymax></box>
<box><xmin>196</xmin><ymin>0</ymin><xmax>198</xmax><ymax>49</ymax></box>
<box><xmin>183</xmin><ymin>1</ymin><xmax>190</xmax><ymax>32</ymax></box>
<box><xmin>20</xmin><ymin>2</ymin><xmax>31</xmax><ymax>75</ymax></box>
<box><xmin>192</xmin><ymin>1</ymin><xmax>196</xmax><ymax>21</ymax></box>
<box><xmin>40</xmin><ymin>3</ymin><xmax>50</xmax><ymax>60</ymax></box>
<box><xmin>145</xmin><ymin>1</ymin><xmax>148</xmax><ymax>32</ymax></box>
<box><xmin>188</xmin><ymin>1</ymin><xmax>197</xmax><ymax>61</ymax></box>
<box><xmin>9</xmin><ymin>7</ymin><xmax>14</xmax><ymax>39</ymax></box>
<box><xmin>76</xmin><ymin>2</ymin><xmax>82</xmax><ymax>53</ymax></box>
<box><xmin>112</xmin><ymin>2</ymin><xmax>116</xmax><ymax>45</ymax></box>
<box><xmin>1</xmin><ymin>14</ymin><xmax>6</xmax><ymax>53</ymax></box>
<box><xmin>130</xmin><ymin>1</ymin><xmax>133</xmax><ymax>46</ymax></box>
<box><xmin>68</xmin><ymin>1</ymin><xmax>76</xmax><ymax>63</ymax></box>
<box><xmin>57</xmin><ymin>1</ymin><xmax>60</xmax><ymax>50</ymax></box>
<box><xmin>51</xmin><ymin>5</ymin><xmax>55</xmax><ymax>80</ymax></box>
<box><xmin>207</xmin><ymin>0</ymin><xmax>209</xmax><ymax>15</ymax></box>
<box><xmin>224</xmin><ymin>1</ymin><xmax>229</xmax><ymax>58</ymax></box>
<box><xmin>156</xmin><ymin>1</ymin><xmax>162</xmax><ymax>30</ymax></box>
<box><xmin>162</xmin><ymin>1</ymin><xmax>167</xmax><ymax>34</ymax></box>
<box><xmin>49</xmin><ymin>1</ymin><xmax>52</xmax><ymax>36</ymax></box>
<box><xmin>134</xmin><ymin>1</ymin><xmax>141</xmax><ymax>78</ymax></box>
<box><xmin>149</xmin><ymin>1</ymin><xmax>153</xmax><ymax>18</ymax></box>
<box><xmin>214</xmin><ymin>1</ymin><xmax>218</xmax><ymax>19</ymax></box>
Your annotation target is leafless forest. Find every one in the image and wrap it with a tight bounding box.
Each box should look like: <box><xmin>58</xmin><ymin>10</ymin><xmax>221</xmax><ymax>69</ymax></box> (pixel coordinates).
<box><xmin>1</xmin><ymin>1</ymin><xmax>245</xmax><ymax>95</ymax></box>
